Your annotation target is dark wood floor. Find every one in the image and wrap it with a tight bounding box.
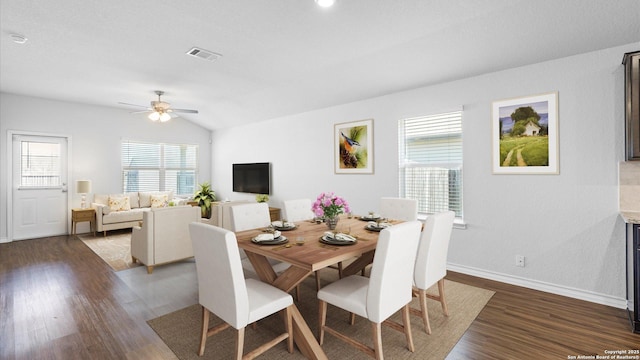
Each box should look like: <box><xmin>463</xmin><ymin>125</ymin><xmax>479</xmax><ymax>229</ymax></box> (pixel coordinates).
<box><xmin>1</xmin><ymin>235</ymin><xmax>638</xmax><ymax>360</ymax></box>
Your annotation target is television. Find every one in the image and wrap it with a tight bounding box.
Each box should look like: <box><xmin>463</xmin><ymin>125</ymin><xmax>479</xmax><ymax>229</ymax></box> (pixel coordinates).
<box><xmin>232</xmin><ymin>162</ymin><xmax>271</xmax><ymax>194</ymax></box>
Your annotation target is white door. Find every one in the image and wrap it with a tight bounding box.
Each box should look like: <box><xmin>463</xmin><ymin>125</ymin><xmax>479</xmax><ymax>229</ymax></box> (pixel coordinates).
<box><xmin>11</xmin><ymin>134</ymin><xmax>69</xmax><ymax>240</ymax></box>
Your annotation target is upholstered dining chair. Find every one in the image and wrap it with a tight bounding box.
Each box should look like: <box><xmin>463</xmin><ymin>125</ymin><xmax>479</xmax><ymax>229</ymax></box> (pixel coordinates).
<box><xmin>317</xmin><ymin>221</ymin><xmax>422</xmax><ymax>360</ymax></box>
<box><xmin>230</xmin><ymin>202</ymin><xmax>299</xmax><ymax>298</ymax></box>
<box><xmin>282</xmin><ymin>198</ymin><xmax>343</xmax><ymax>291</ymax></box>
<box><xmin>189</xmin><ymin>222</ymin><xmax>294</xmax><ymax>358</ymax></box>
<box><xmin>282</xmin><ymin>198</ymin><xmax>315</xmax><ymax>222</ymax></box>
<box><xmin>411</xmin><ymin>210</ymin><xmax>455</xmax><ymax>334</ymax></box>
<box><xmin>379</xmin><ymin>197</ymin><xmax>418</xmax><ymax>222</ymax></box>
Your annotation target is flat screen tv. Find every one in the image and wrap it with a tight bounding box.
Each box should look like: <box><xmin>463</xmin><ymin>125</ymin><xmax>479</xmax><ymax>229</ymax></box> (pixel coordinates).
<box><xmin>232</xmin><ymin>162</ymin><xmax>271</xmax><ymax>194</ymax></box>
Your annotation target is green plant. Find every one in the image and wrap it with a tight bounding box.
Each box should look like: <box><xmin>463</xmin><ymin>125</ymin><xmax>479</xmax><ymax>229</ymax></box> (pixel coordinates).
<box><xmin>193</xmin><ymin>182</ymin><xmax>216</xmax><ymax>218</ymax></box>
<box><xmin>255</xmin><ymin>194</ymin><xmax>269</xmax><ymax>203</ymax></box>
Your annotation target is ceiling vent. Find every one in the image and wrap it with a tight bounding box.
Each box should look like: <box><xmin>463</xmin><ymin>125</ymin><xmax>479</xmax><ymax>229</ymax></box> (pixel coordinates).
<box><xmin>186</xmin><ymin>47</ymin><xmax>222</xmax><ymax>62</ymax></box>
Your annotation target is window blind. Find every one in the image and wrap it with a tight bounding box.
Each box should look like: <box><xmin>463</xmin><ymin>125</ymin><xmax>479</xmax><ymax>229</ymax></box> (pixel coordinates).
<box><xmin>398</xmin><ymin>111</ymin><xmax>463</xmax><ymax>219</ymax></box>
<box><xmin>121</xmin><ymin>140</ymin><xmax>198</xmax><ymax>196</ymax></box>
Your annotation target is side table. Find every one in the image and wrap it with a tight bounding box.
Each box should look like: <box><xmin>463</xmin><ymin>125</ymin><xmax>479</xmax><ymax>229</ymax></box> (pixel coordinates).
<box><xmin>72</xmin><ymin>208</ymin><xmax>96</xmax><ymax>236</ymax></box>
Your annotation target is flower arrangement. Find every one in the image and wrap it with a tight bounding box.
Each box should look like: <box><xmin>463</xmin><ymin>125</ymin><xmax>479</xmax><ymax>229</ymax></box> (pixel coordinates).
<box><xmin>312</xmin><ymin>192</ymin><xmax>350</xmax><ymax>219</ymax></box>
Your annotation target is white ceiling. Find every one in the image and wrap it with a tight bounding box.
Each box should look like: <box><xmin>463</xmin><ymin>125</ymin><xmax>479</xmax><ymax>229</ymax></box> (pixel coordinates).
<box><xmin>1</xmin><ymin>0</ymin><xmax>639</xmax><ymax>130</ymax></box>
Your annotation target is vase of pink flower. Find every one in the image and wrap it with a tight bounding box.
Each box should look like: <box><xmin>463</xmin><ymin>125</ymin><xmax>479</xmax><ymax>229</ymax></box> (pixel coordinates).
<box><xmin>312</xmin><ymin>192</ymin><xmax>350</xmax><ymax>230</ymax></box>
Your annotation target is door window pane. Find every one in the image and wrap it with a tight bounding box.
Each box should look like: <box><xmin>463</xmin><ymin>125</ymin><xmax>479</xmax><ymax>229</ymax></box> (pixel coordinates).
<box><xmin>20</xmin><ymin>141</ymin><xmax>61</xmax><ymax>187</ymax></box>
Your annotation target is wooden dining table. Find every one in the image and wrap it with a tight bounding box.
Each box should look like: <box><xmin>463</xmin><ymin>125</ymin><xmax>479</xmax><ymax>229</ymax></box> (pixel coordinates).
<box><xmin>235</xmin><ymin>215</ymin><xmax>391</xmax><ymax>360</ymax></box>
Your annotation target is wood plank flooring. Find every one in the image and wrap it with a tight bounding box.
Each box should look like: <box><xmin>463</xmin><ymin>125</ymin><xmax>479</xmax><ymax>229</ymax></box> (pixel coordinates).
<box><xmin>1</xmin><ymin>234</ymin><xmax>638</xmax><ymax>359</ymax></box>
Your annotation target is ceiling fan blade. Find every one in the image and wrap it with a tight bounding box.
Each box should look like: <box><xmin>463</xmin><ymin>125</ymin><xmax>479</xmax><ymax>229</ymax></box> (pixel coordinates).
<box><xmin>170</xmin><ymin>108</ymin><xmax>199</xmax><ymax>114</ymax></box>
<box><xmin>118</xmin><ymin>101</ymin><xmax>149</xmax><ymax>108</ymax></box>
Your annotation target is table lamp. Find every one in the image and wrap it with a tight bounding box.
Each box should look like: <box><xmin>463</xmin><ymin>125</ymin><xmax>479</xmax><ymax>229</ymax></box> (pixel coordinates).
<box><xmin>76</xmin><ymin>180</ymin><xmax>92</xmax><ymax>209</ymax></box>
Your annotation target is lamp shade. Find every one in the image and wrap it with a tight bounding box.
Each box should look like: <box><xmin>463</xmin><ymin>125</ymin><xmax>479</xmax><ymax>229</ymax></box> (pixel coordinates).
<box><xmin>148</xmin><ymin>111</ymin><xmax>161</xmax><ymax>121</ymax></box>
<box><xmin>76</xmin><ymin>180</ymin><xmax>92</xmax><ymax>194</ymax></box>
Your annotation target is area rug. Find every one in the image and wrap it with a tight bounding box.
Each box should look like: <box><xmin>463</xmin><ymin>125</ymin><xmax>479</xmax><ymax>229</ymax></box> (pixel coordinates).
<box><xmin>77</xmin><ymin>229</ymin><xmax>141</xmax><ymax>271</ymax></box>
<box><xmin>148</xmin><ymin>274</ymin><xmax>494</xmax><ymax>360</ymax></box>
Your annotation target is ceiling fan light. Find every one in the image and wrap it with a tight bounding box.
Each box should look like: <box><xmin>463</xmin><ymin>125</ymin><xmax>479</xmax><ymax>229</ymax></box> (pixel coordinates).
<box><xmin>159</xmin><ymin>112</ymin><xmax>171</xmax><ymax>122</ymax></box>
<box><xmin>315</xmin><ymin>0</ymin><xmax>335</xmax><ymax>7</ymax></box>
<box><xmin>148</xmin><ymin>111</ymin><xmax>161</xmax><ymax>121</ymax></box>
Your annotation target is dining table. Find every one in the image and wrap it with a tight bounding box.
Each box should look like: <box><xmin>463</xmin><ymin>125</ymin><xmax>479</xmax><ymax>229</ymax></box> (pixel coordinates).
<box><xmin>235</xmin><ymin>214</ymin><xmax>395</xmax><ymax>360</ymax></box>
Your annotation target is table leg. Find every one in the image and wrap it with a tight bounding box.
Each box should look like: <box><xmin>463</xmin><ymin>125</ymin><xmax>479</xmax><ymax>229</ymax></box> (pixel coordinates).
<box><xmin>244</xmin><ymin>252</ymin><xmax>327</xmax><ymax>360</ymax></box>
<box><xmin>341</xmin><ymin>250</ymin><xmax>375</xmax><ymax>277</ymax></box>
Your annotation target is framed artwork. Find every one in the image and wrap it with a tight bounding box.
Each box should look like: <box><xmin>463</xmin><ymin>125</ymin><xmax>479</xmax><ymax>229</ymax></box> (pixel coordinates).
<box><xmin>492</xmin><ymin>92</ymin><xmax>559</xmax><ymax>174</ymax></box>
<box><xmin>334</xmin><ymin>118</ymin><xmax>374</xmax><ymax>174</ymax></box>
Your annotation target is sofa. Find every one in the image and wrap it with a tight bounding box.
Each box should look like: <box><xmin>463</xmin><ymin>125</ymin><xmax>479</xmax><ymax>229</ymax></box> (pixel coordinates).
<box><xmin>131</xmin><ymin>205</ymin><xmax>200</xmax><ymax>274</ymax></box>
<box><xmin>92</xmin><ymin>191</ymin><xmax>180</xmax><ymax>236</ymax></box>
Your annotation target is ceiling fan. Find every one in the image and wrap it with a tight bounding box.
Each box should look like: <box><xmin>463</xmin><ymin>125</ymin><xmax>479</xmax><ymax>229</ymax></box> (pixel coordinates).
<box><xmin>119</xmin><ymin>90</ymin><xmax>198</xmax><ymax>122</ymax></box>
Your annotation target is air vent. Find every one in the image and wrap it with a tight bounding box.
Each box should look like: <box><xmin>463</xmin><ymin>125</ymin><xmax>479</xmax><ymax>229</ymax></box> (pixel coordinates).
<box><xmin>186</xmin><ymin>47</ymin><xmax>222</xmax><ymax>62</ymax></box>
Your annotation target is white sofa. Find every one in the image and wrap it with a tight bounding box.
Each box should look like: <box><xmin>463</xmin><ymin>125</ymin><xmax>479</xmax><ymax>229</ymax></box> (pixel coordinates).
<box><xmin>91</xmin><ymin>191</ymin><xmax>180</xmax><ymax>236</ymax></box>
<box><xmin>130</xmin><ymin>205</ymin><xmax>200</xmax><ymax>274</ymax></box>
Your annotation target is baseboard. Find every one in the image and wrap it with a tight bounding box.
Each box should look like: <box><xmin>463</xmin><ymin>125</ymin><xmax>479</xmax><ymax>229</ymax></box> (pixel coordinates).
<box><xmin>0</xmin><ymin>237</ymin><xmax>9</xmax><ymax>244</ymax></box>
<box><xmin>448</xmin><ymin>262</ymin><xmax>627</xmax><ymax>309</ymax></box>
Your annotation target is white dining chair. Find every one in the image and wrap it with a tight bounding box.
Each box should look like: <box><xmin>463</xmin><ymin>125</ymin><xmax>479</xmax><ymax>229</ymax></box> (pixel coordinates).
<box><xmin>317</xmin><ymin>221</ymin><xmax>422</xmax><ymax>360</ymax></box>
<box><xmin>379</xmin><ymin>197</ymin><xmax>418</xmax><ymax>221</ymax></box>
<box><xmin>411</xmin><ymin>210</ymin><xmax>455</xmax><ymax>334</ymax></box>
<box><xmin>189</xmin><ymin>222</ymin><xmax>294</xmax><ymax>358</ymax></box>
<box><xmin>282</xmin><ymin>198</ymin><xmax>315</xmax><ymax>222</ymax></box>
<box><xmin>230</xmin><ymin>202</ymin><xmax>300</xmax><ymax>299</ymax></box>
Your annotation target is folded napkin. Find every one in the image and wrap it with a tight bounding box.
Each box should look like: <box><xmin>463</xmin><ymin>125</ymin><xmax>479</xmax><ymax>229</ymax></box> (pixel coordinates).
<box><xmin>255</xmin><ymin>233</ymin><xmax>274</xmax><ymax>242</ymax></box>
<box><xmin>368</xmin><ymin>221</ymin><xmax>391</xmax><ymax>228</ymax></box>
<box><xmin>272</xmin><ymin>221</ymin><xmax>294</xmax><ymax>227</ymax></box>
<box><xmin>323</xmin><ymin>231</ymin><xmax>356</xmax><ymax>243</ymax></box>
<box><xmin>255</xmin><ymin>230</ymin><xmax>281</xmax><ymax>242</ymax></box>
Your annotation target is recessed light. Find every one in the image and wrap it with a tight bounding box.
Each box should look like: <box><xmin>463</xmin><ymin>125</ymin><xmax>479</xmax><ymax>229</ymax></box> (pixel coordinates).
<box><xmin>315</xmin><ymin>0</ymin><xmax>336</xmax><ymax>8</ymax></box>
<box><xmin>11</xmin><ymin>34</ymin><xmax>28</xmax><ymax>44</ymax></box>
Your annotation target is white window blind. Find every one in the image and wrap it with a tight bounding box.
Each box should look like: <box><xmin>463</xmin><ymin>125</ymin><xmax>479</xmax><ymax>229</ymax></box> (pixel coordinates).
<box><xmin>121</xmin><ymin>140</ymin><xmax>198</xmax><ymax>196</ymax></box>
<box><xmin>398</xmin><ymin>110</ymin><xmax>463</xmax><ymax>219</ymax></box>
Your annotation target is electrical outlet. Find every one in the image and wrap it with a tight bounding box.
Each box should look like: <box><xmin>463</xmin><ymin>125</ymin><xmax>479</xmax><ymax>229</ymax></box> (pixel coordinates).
<box><xmin>516</xmin><ymin>255</ymin><xmax>525</xmax><ymax>267</ymax></box>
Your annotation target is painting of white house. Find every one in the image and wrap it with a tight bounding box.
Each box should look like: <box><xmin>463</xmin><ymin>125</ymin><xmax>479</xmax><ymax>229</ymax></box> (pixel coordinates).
<box><xmin>491</xmin><ymin>92</ymin><xmax>559</xmax><ymax>174</ymax></box>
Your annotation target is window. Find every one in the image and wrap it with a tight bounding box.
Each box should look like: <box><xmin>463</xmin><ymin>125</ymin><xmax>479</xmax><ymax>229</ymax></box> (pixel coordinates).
<box><xmin>398</xmin><ymin>110</ymin><xmax>463</xmax><ymax>220</ymax></box>
<box><xmin>20</xmin><ymin>141</ymin><xmax>62</xmax><ymax>187</ymax></box>
<box><xmin>121</xmin><ymin>140</ymin><xmax>198</xmax><ymax>196</ymax></box>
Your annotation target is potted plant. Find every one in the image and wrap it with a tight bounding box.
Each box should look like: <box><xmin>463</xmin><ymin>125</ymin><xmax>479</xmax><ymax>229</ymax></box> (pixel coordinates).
<box><xmin>193</xmin><ymin>182</ymin><xmax>216</xmax><ymax>218</ymax></box>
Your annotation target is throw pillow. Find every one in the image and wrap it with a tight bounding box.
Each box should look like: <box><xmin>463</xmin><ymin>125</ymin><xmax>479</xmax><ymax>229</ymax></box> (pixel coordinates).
<box><xmin>109</xmin><ymin>196</ymin><xmax>131</xmax><ymax>211</ymax></box>
<box><xmin>102</xmin><ymin>205</ymin><xmax>111</xmax><ymax>215</ymax></box>
<box><xmin>150</xmin><ymin>194</ymin><xmax>168</xmax><ymax>208</ymax></box>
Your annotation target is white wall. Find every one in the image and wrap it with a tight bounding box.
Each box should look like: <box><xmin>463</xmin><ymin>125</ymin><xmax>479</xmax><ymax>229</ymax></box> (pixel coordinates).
<box><xmin>0</xmin><ymin>93</ymin><xmax>212</xmax><ymax>240</ymax></box>
<box><xmin>212</xmin><ymin>42</ymin><xmax>640</xmax><ymax>306</ymax></box>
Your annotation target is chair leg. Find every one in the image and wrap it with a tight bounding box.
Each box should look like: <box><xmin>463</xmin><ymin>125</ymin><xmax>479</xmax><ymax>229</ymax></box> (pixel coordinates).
<box><xmin>418</xmin><ymin>289</ymin><xmax>431</xmax><ymax>335</ymax></box>
<box><xmin>371</xmin><ymin>322</ymin><xmax>383</xmax><ymax>360</ymax></box>
<box><xmin>296</xmin><ymin>285</ymin><xmax>301</xmax><ymax>301</ymax></box>
<box><xmin>438</xmin><ymin>279</ymin><xmax>449</xmax><ymax>316</ymax></box>
<box><xmin>235</xmin><ymin>327</ymin><xmax>245</xmax><ymax>360</ymax></box>
<box><xmin>337</xmin><ymin>261</ymin><xmax>343</xmax><ymax>278</ymax></box>
<box><xmin>198</xmin><ymin>307</ymin><xmax>210</xmax><ymax>356</ymax></box>
<box><xmin>318</xmin><ymin>300</ymin><xmax>327</xmax><ymax>345</ymax></box>
<box><xmin>284</xmin><ymin>306</ymin><xmax>294</xmax><ymax>353</ymax></box>
<box><xmin>402</xmin><ymin>304</ymin><xmax>415</xmax><ymax>352</ymax></box>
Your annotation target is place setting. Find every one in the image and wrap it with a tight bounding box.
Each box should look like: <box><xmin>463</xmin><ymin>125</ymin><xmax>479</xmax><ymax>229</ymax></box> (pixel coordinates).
<box><xmin>365</xmin><ymin>218</ymin><xmax>392</xmax><ymax>232</ymax></box>
<box><xmin>320</xmin><ymin>230</ymin><xmax>357</xmax><ymax>246</ymax></box>
<box><xmin>270</xmin><ymin>219</ymin><xmax>297</xmax><ymax>231</ymax></box>
<box><xmin>251</xmin><ymin>230</ymin><xmax>287</xmax><ymax>245</ymax></box>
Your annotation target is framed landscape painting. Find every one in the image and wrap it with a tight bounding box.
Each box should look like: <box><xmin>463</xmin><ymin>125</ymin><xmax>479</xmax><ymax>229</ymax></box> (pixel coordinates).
<box><xmin>492</xmin><ymin>92</ymin><xmax>559</xmax><ymax>174</ymax></box>
<box><xmin>334</xmin><ymin>119</ymin><xmax>374</xmax><ymax>174</ymax></box>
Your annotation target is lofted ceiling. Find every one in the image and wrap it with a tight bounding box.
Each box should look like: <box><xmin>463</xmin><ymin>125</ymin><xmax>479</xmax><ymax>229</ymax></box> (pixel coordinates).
<box><xmin>1</xmin><ymin>0</ymin><xmax>639</xmax><ymax>130</ymax></box>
